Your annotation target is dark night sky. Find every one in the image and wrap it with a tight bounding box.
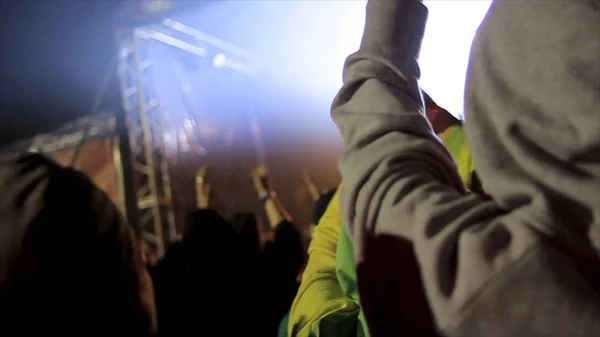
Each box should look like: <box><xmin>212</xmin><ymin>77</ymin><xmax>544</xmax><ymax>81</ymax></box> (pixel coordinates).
<box><xmin>0</xmin><ymin>0</ymin><xmax>126</xmax><ymax>147</ymax></box>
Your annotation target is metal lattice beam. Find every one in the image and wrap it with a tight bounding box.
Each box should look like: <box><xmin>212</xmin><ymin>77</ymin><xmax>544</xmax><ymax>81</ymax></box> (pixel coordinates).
<box><xmin>117</xmin><ymin>29</ymin><xmax>177</xmax><ymax>256</ymax></box>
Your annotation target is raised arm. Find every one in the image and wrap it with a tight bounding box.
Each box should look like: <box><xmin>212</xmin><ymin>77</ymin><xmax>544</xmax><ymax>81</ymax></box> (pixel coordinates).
<box><xmin>302</xmin><ymin>169</ymin><xmax>321</xmax><ymax>203</ymax></box>
<box><xmin>251</xmin><ymin>165</ymin><xmax>293</xmax><ymax>229</ymax></box>
<box><xmin>331</xmin><ymin>0</ymin><xmax>504</xmax><ymax>332</ymax></box>
<box><xmin>332</xmin><ymin>0</ymin><xmax>600</xmax><ymax>336</ymax></box>
<box><xmin>332</xmin><ymin>0</ymin><xmax>472</xmax><ymax>253</ymax></box>
<box><xmin>195</xmin><ymin>165</ymin><xmax>212</xmax><ymax>209</ymax></box>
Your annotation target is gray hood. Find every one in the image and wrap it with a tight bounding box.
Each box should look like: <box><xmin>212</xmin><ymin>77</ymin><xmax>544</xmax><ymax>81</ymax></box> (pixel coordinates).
<box><xmin>465</xmin><ymin>0</ymin><xmax>600</xmax><ymax>255</ymax></box>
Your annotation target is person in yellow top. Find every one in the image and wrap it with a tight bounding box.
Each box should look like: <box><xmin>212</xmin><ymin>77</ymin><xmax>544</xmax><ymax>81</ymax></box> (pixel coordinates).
<box><xmin>287</xmin><ymin>92</ymin><xmax>478</xmax><ymax>337</ymax></box>
<box><xmin>287</xmin><ymin>187</ymin><xmax>361</xmax><ymax>337</ymax></box>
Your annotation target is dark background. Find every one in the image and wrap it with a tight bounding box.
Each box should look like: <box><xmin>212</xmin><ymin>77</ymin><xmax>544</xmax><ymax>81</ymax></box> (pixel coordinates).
<box><xmin>0</xmin><ymin>0</ymin><xmax>119</xmax><ymax>145</ymax></box>
<box><xmin>0</xmin><ymin>0</ymin><xmax>216</xmax><ymax>147</ymax></box>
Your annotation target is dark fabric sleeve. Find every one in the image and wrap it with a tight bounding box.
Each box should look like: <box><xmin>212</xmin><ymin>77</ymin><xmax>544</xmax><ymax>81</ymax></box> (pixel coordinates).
<box><xmin>356</xmin><ymin>236</ymin><xmax>437</xmax><ymax>337</ymax></box>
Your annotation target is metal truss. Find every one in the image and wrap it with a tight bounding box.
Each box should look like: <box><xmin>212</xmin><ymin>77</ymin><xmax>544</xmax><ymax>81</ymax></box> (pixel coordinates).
<box><xmin>117</xmin><ymin>29</ymin><xmax>177</xmax><ymax>257</ymax></box>
<box><xmin>116</xmin><ymin>18</ymin><xmax>262</xmax><ymax>256</ymax></box>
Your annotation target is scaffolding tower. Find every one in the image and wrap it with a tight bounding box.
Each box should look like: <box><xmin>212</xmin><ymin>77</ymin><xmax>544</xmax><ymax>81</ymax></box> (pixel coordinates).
<box><xmin>118</xmin><ymin>31</ymin><xmax>176</xmax><ymax>257</ymax></box>
<box><xmin>116</xmin><ymin>19</ymin><xmax>262</xmax><ymax>256</ymax></box>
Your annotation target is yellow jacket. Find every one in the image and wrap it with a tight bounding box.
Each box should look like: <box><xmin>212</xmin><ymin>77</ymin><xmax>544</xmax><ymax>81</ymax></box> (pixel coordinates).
<box><xmin>289</xmin><ymin>124</ymin><xmax>474</xmax><ymax>337</ymax></box>
<box><xmin>288</xmin><ymin>188</ymin><xmax>359</xmax><ymax>336</ymax></box>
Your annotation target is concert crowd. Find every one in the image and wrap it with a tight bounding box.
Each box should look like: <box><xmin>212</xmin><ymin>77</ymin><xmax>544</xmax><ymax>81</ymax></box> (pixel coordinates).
<box><xmin>1</xmin><ymin>0</ymin><xmax>599</xmax><ymax>336</ymax></box>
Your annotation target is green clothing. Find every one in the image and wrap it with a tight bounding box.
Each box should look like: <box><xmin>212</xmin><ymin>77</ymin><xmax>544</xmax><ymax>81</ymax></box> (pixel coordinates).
<box><xmin>283</xmin><ymin>221</ymin><xmax>369</xmax><ymax>337</ymax></box>
<box><xmin>438</xmin><ymin>124</ymin><xmax>473</xmax><ymax>186</ymax></box>
<box><xmin>336</xmin><ymin>222</ymin><xmax>369</xmax><ymax>337</ymax></box>
<box><xmin>279</xmin><ymin>312</ymin><xmax>290</xmax><ymax>337</ymax></box>
<box><xmin>284</xmin><ymin>123</ymin><xmax>473</xmax><ymax>337</ymax></box>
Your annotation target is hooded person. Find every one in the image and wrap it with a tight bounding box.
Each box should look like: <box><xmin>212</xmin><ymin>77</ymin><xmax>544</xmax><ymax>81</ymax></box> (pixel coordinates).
<box><xmin>331</xmin><ymin>0</ymin><xmax>600</xmax><ymax>336</ymax></box>
<box><xmin>0</xmin><ymin>154</ymin><xmax>156</xmax><ymax>335</ymax></box>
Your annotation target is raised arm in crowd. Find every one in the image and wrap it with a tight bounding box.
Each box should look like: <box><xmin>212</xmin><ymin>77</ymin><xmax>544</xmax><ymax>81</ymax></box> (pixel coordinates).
<box><xmin>251</xmin><ymin>165</ymin><xmax>293</xmax><ymax>229</ymax></box>
<box><xmin>331</xmin><ymin>0</ymin><xmax>600</xmax><ymax>336</ymax></box>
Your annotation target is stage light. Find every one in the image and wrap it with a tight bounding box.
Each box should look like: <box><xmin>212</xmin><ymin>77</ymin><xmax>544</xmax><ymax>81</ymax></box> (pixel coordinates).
<box><xmin>212</xmin><ymin>53</ymin><xmax>227</xmax><ymax>68</ymax></box>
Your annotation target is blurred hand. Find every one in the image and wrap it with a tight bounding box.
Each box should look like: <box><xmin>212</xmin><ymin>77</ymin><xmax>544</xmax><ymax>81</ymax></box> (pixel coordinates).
<box><xmin>196</xmin><ymin>165</ymin><xmax>212</xmax><ymax>208</ymax></box>
<box><xmin>196</xmin><ymin>165</ymin><xmax>209</xmax><ymax>184</ymax></box>
<box><xmin>251</xmin><ymin>165</ymin><xmax>271</xmax><ymax>194</ymax></box>
<box><xmin>301</xmin><ymin>168</ymin><xmax>312</xmax><ymax>186</ymax></box>
<box><xmin>302</xmin><ymin>168</ymin><xmax>321</xmax><ymax>202</ymax></box>
<box><xmin>198</xmin><ymin>183</ymin><xmax>211</xmax><ymax>203</ymax></box>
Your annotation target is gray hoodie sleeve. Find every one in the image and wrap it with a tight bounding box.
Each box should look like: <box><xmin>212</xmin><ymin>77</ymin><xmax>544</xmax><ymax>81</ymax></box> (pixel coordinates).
<box><xmin>333</xmin><ymin>0</ymin><xmax>473</xmax><ymax>243</ymax></box>
<box><xmin>332</xmin><ymin>0</ymin><xmax>600</xmax><ymax>335</ymax></box>
<box><xmin>333</xmin><ymin>0</ymin><xmax>497</xmax><ymax>263</ymax></box>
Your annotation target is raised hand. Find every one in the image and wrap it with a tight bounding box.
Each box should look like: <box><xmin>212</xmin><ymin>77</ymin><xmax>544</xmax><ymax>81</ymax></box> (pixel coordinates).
<box><xmin>302</xmin><ymin>168</ymin><xmax>321</xmax><ymax>202</ymax></box>
<box><xmin>196</xmin><ymin>165</ymin><xmax>212</xmax><ymax>208</ymax></box>
<box><xmin>250</xmin><ymin>164</ymin><xmax>271</xmax><ymax>195</ymax></box>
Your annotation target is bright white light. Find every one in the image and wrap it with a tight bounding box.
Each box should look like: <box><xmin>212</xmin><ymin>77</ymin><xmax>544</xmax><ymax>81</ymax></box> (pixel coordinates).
<box><xmin>268</xmin><ymin>0</ymin><xmax>491</xmax><ymax>118</ymax></box>
<box><xmin>181</xmin><ymin>82</ymin><xmax>192</xmax><ymax>93</ymax></box>
<box><xmin>163</xmin><ymin>132</ymin><xmax>177</xmax><ymax>152</ymax></box>
<box><xmin>420</xmin><ymin>0</ymin><xmax>492</xmax><ymax>118</ymax></box>
<box><xmin>212</xmin><ymin>53</ymin><xmax>227</xmax><ymax>68</ymax></box>
<box><xmin>183</xmin><ymin>119</ymin><xmax>193</xmax><ymax>131</ymax></box>
<box><xmin>272</xmin><ymin>1</ymin><xmax>366</xmax><ymax>98</ymax></box>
